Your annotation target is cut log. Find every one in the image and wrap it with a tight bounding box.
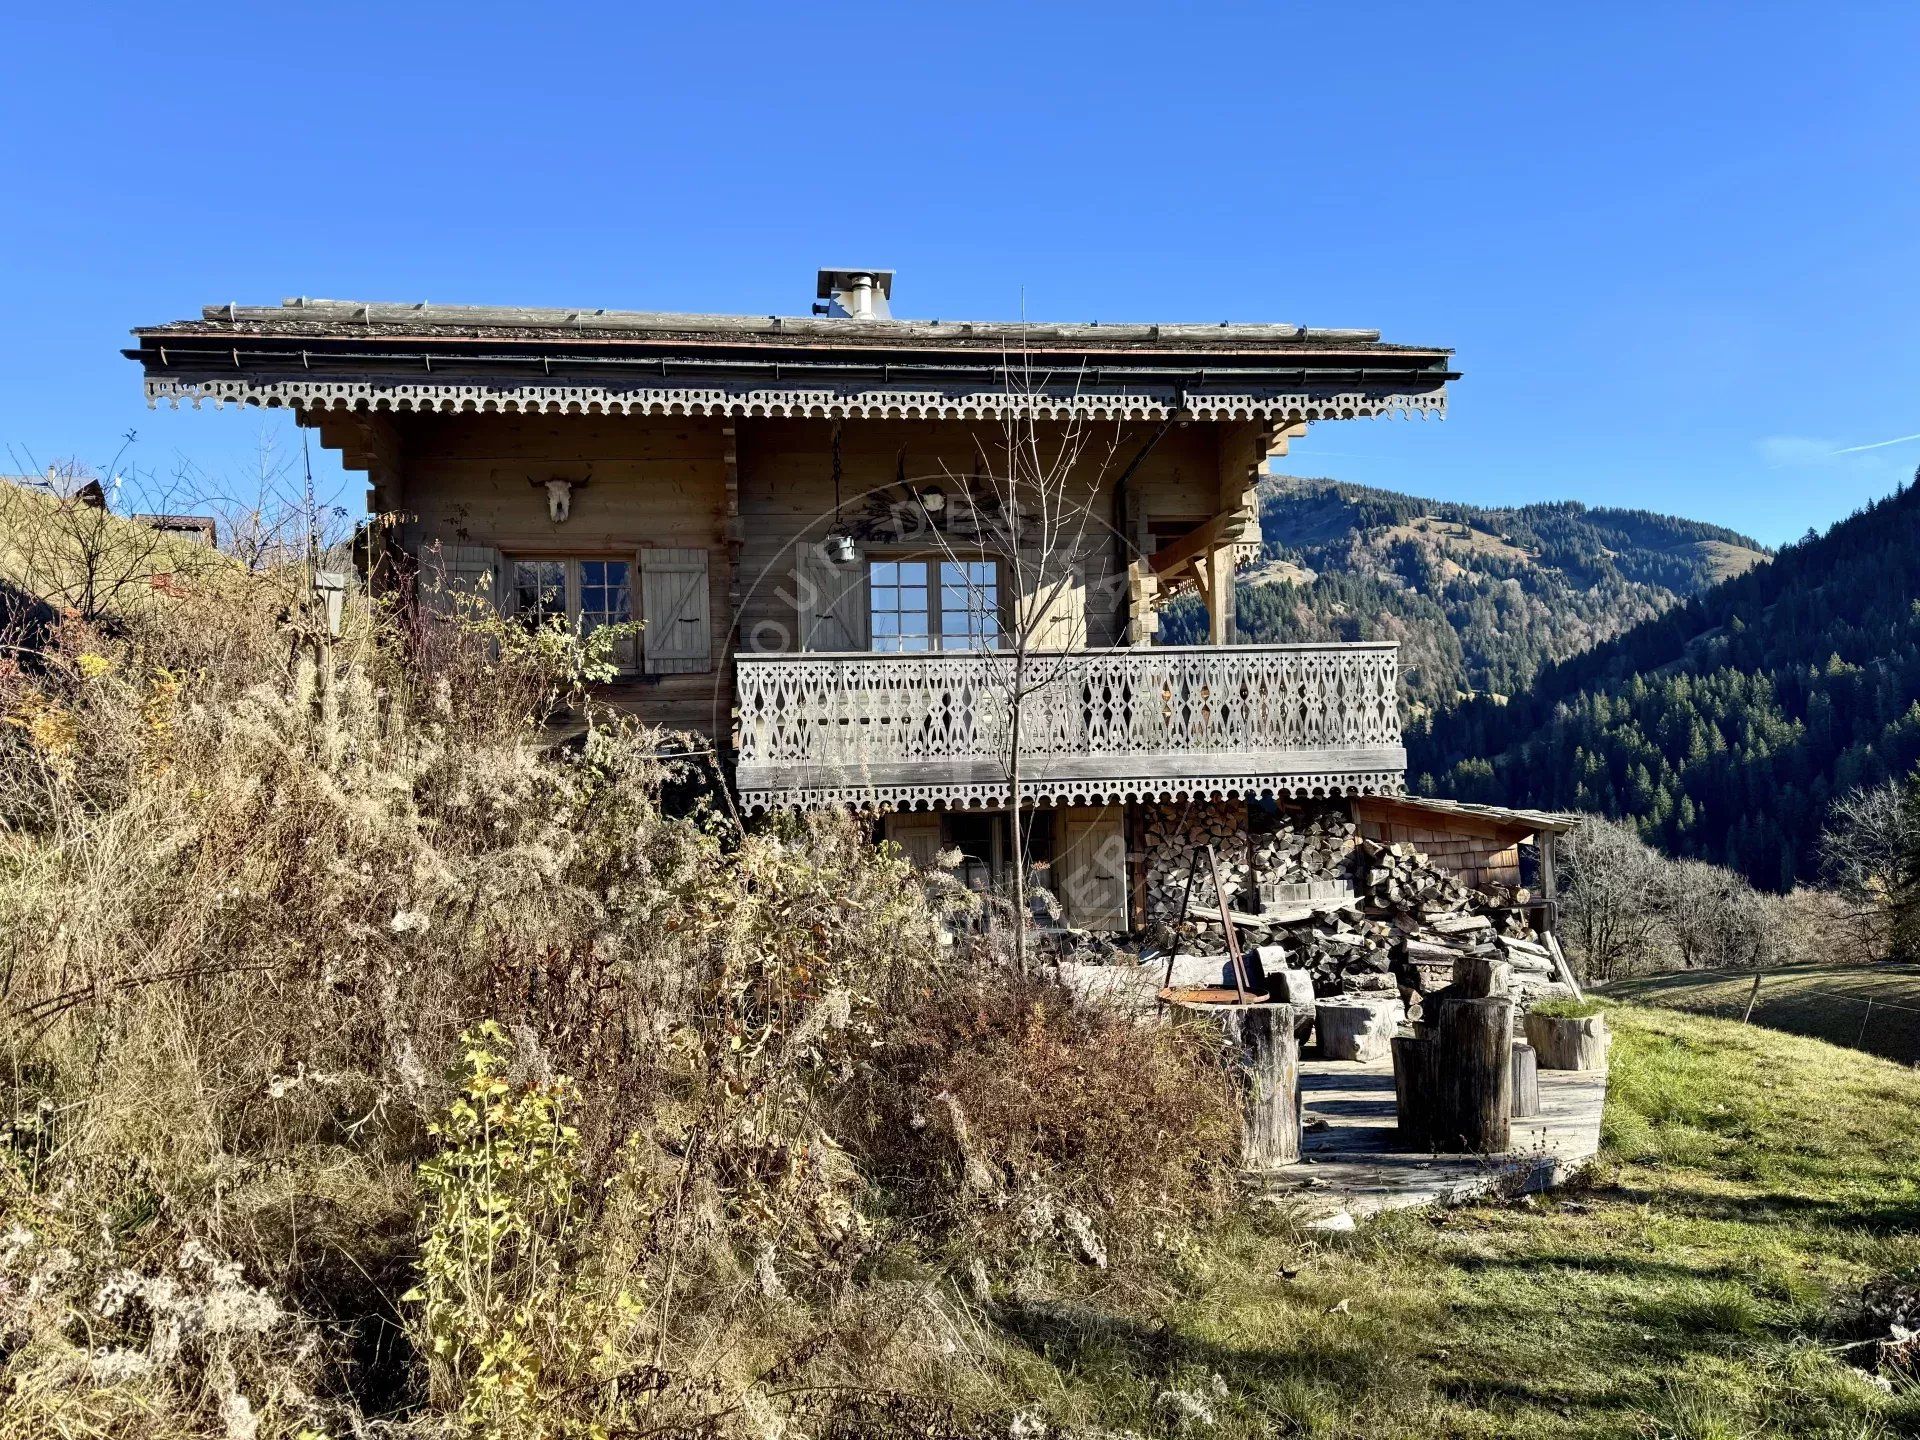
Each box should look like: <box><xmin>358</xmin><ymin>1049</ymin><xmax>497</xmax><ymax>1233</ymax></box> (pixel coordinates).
<box><xmin>1315</xmin><ymin>997</ymin><xmax>1405</xmax><ymax>1062</ymax></box>
<box><xmin>1170</xmin><ymin>1000</ymin><xmax>1301</xmax><ymax>1168</ymax></box>
<box><xmin>1392</xmin><ymin>1027</ymin><xmax>1439</xmax><ymax>1149</ymax></box>
<box><xmin>1431</xmin><ymin>995</ymin><xmax>1513</xmax><ymax>1154</ymax></box>
<box><xmin>1524</xmin><ymin>1010</ymin><xmax>1610</xmax><ymax>1071</ymax></box>
<box><xmin>1452</xmin><ymin>954</ymin><xmax>1512</xmax><ymax>999</ymax></box>
<box><xmin>1429</xmin><ymin>914</ymin><xmax>1493</xmax><ymax>936</ymax></box>
<box><xmin>1510</xmin><ymin>1040</ymin><xmax>1540</xmax><ymax>1119</ymax></box>
<box><xmin>1266</xmin><ymin>967</ymin><xmax>1318</xmax><ymax>1042</ymax></box>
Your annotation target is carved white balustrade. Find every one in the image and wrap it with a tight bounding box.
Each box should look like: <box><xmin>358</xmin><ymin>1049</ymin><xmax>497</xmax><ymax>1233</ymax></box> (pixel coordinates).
<box><xmin>734</xmin><ymin>643</ymin><xmax>1406</xmax><ymax>813</ymax></box>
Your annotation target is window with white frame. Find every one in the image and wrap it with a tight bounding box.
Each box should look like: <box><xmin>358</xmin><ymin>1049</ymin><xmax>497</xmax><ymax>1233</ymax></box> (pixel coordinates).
<box><xmin>868</xmin><ymin>558</ymin><xmax>1002</xmax><ymax>652</ymax></box>
<box><xmin>508</xmin><ymin>557</ymin><xmax>637</xmax><ymax>671</ymax></box>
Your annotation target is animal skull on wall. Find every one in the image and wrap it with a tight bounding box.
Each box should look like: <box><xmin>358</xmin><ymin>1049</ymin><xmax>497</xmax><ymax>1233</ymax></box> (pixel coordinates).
<box><xmin>533</xmin><ymin>476</ymin><xmax>585</xmax><ymax>523</ymax></box>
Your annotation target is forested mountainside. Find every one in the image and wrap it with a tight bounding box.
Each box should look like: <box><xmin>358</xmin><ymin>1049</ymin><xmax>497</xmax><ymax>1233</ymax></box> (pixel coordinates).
<box><xmin>1160</xmin><ymin>475</ymin><xmax>1768</xmax><ymax>711</ymax></box>
<box><xmin>1410</xmin><ymin>480</ymin><xmax>1920</xmax><ymax>891</ymax></box>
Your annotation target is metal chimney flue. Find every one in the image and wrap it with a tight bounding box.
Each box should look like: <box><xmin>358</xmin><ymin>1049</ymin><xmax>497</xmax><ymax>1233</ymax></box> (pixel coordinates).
<box><xmin>815</xmin><ymin>268</ymin><xmax>895</xmax><ymax>320</ymax></box>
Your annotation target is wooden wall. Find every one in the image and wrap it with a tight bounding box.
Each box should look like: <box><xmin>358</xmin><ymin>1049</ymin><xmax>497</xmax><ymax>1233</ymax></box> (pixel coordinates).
<box><xmin>734</xmin><ymin>416</ymin><xmax>1226</xmax><ymax>652</ymax></box>
<box><xmin>357</xmin><ymin>408</ymin><xmax>1255</xmax><ymax>741</ymax></box>
<box><xmin>1352</xmin><ymin>798</ymin><xmax>1531</xmax><ymax>891</ymax></box>
<box><xmin>392</xmin><ymin>411</ymin><xmax>734</xmax><ymax>738</ymax></box>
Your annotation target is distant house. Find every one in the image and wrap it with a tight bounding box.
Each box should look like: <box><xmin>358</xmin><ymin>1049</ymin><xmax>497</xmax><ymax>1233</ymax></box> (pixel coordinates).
<box><xmin>119</xmin><ymin>268</ymin><xmax>1567</xmax><ymax>936</ymax></box>
<box><xmin>133</xmin><ymin>514</ymin><xmax>217</xmax><ymax>547</ymax></box>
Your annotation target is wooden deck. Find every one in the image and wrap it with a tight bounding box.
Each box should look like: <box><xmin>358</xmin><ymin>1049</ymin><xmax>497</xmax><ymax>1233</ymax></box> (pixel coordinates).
<box><xmin>1256</xmin><ymin>1054</ymin><xmax>1609</xmax><ymax>1227</ymax></box>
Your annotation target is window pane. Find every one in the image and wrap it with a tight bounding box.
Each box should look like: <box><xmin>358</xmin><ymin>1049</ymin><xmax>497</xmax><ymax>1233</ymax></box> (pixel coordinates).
<box><xmin>869</xmin><ymin>559</ymin><xmax>931</xmax><ymax>652</ymax></box>
<box><xmin>514</xmin><ymin>560</ymin><xmax>565</xmax><ymax>621</ymax></box>
<box><xmin>935</xmin><ymin>559</ymin><xmax>999</xmax><ymax>649</ymax></box>
<box><xmin>578</xmin><ymin>560</ymin><xmax>630</xmax><ymax>632</ymax></box>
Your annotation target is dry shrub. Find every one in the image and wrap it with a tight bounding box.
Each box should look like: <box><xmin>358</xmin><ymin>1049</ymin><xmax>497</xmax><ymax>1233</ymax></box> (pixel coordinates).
<box><xmin>0</xmin><ymin>517</ymin><xmax>1241</xmax><ymax>1437</ymax></box>
<box><xmin>849</xmin><ymin>970</ymin><xmax>1240</xmax><ymax>1268</ymax></box>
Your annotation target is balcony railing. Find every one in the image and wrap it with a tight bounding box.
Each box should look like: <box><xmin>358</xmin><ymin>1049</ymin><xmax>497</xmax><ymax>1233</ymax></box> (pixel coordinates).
<box><xmin>734</xmin><ymin>643</ymin><xmax>1406</xmax><ymax>812</ymax></box>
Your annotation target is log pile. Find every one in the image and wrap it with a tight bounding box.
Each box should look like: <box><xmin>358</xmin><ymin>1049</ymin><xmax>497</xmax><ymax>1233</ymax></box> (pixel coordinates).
<box><xmin>1174</xmin><ymin>835</ymin><xmax>1572</xmax><ymax>1014</ymax></box>
<box><xmin>1142</xmin><ymin>803</ymin><xmax>1357</xmax><ymax>920</ymax></box>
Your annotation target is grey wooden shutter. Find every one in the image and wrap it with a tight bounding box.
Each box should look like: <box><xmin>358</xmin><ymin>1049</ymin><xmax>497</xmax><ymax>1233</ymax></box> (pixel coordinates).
<box><xmin>417</xmin><ymin>543</ymin><xmax>501</xmax><ymax>617</ymax></box>
<box><xmin>1056</xmin><ymin>807</ymin><xmax>1129</xmax><ymax>932</ymax></box>
<box><xmin>884</xmin><ymin>813</ymin><xmax>944</xmax><ymax>869</ymax></box>
<box><xmin>795</xmin><ymin>547</ymin><xmax>870</xmax><ymax>652</ymax></box>
<box><xmin>638</xmin><ymin>547</ymin><xmax>712</xmax><ymax>674</ymax></box>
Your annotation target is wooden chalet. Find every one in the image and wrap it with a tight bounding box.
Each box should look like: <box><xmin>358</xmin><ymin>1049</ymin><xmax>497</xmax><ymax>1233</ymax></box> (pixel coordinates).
<box><xmin>126</xmin><ymin>268</ymin><xmax>1466</xmax><ymax>932</ymax></box>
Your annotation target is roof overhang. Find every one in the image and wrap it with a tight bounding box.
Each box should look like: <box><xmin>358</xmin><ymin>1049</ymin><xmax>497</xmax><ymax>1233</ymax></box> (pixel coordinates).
<box><xmin>1354</xmin><ymin>793</ymin><xmax>1576</xmax><ymax>840</ymax></box>
<box><xmin>127</xmin><ymin>299</ymin><xmax>1457</xmax><ymax>424</ymax></box>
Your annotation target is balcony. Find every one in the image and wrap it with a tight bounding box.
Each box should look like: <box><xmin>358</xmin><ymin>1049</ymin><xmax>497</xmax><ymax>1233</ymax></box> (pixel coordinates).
<box><xmin>734</xmin><ymin>643</ymin><xmax>1406</xmax><ymax>813</ymax></box>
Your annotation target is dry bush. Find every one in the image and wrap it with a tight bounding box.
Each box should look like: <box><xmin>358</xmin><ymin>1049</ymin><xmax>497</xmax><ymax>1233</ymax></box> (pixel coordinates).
<box><xmin>0</xmin><ymin>511</ymin><xmax>1238</xmax><ymax>1437</ymax></box>
<box><xmin>847</xmin><ymin>970</ymin><xmax>1239</xmax><ymax>1268</ymax></box>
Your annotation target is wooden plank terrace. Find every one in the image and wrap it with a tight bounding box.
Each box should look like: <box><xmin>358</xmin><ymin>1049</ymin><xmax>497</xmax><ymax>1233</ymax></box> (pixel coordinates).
<box><xmin>1258</xmin><ymin>1055</ymin><xmax>1608</xmax><ymax>1227</ymax></box>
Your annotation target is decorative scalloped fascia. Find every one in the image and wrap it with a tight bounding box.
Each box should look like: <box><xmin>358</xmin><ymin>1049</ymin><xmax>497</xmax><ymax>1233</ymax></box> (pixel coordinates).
<box><xmin>738</xmin><ymin>770</ymin><xmax>1406</xmax><ymax>816</ymax></box>
<box><xmin>143</xmin><ymin>377</ymin><xmax>1446</xmax><ymax>424</ymax></box>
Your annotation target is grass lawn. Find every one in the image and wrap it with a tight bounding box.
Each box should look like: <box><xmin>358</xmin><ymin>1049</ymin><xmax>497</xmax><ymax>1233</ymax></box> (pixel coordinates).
<box><xmin>1608</xmin><ymin>962</ymin><xmax>1920</xmax><ymax>1067</ymax></box>
<box><xmin>985</xmin><ymin>1006</ymin><xmax>1920</xmax><ymax>1438</ymax></box>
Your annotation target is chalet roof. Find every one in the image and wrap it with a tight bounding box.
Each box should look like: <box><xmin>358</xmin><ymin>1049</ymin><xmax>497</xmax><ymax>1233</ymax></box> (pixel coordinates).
<box><xmin>127</xmin><ymin>297</ymin><xmax>1457</xmax><ymax>424</ymax></box>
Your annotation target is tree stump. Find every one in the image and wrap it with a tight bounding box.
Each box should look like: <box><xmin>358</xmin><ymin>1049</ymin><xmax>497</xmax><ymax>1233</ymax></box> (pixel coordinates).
<box><xmin>1171</xmin><ymin>1001</ymin><xmax>1301</xmax><ymax>1167</ymax></box>
<box><xmin>1524</xmin><ymin>1010</ymin><xmax>1611</xmax><ymax>1071</ymax></box>
<box><xmin>1432</xmin><ymin>995</ymin><xmax>1513</xmax><ymax>1154</ymax></box>
<box><xmin>1392</xmin><ymin>1026</ymin><xmax>1438</xmax><ymax>1149</ymax></box>
<box><xmin>1315</xmin><ymin>997</ymin><xmax>1404</xmax><ymax>1062</ymax></box>
<box><xmin>1510</xmin><ymin>1040</ymin><xmax>1540</xmax><ymax>1120</ymax></box>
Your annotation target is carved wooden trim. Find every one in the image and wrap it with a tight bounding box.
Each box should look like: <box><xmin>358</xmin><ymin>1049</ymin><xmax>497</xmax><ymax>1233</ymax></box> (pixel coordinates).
<box><xmin>734</xmin><ymin>643</ymin><xmax>1404</xmax><ymax>814</ymax></box>
<box><xmin>144</xmin><ymin>377</ymin><xmax>1446</xmax><ymax>424</ymax></box>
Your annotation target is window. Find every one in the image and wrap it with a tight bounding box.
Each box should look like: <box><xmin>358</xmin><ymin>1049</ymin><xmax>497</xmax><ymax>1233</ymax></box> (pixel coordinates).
<box><xmin>508</xmin><ymin>557</ymin><xmax>636</xmax><ymax>671</ymax></box>
<box><xmin>869</xmin><ymin>560</ymin><xmax>930</xmax><ymax>652</ymax></box>
<box><xmin>940</xmin><ymin>560</ymin><xmax>1000</xmax><ymax>649</ymax></box>
<box><xmin>868</xmin><ymin>557</ymin><xmax>1000</xmax><ymax>652</ymax></box>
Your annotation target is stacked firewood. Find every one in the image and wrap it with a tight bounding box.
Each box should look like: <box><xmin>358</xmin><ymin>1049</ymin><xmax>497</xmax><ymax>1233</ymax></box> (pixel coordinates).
<box><xmin>1176</xmin><ymin>837</ymin><xmax>1571</xmax><ymax>1012</ymax></box>
<box><xmin>1143</xmin><ymin>806</ymin><xmax>1357</xmax><ymax>917</ymax></box>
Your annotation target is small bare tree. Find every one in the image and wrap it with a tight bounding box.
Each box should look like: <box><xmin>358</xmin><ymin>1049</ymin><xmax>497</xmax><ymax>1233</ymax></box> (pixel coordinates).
<box><xmin>904</xmin><ymin>359</ymin><xmax>1132</xmax><ymax>970</ymax></box>
<box><xmin>1819</xmin><ymin>779</ymin><xmax>1919</xmax><ymax>957</ymax></box>
<box><xmin>1557</xmin><ymin>814</ymin><xmax>1667</xmax><ymax>981</ymax></box>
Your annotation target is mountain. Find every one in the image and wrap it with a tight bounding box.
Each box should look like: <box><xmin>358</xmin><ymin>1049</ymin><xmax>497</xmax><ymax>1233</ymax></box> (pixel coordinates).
<box><xmin>1409</xmin><ymin>479</ymin><xmax>1920</xmax><ymax>891</ymax></box>
<box><xmin>1159</xmin><ymin>475</ymin><xmax>1768</xmax><ymax>713</ymax></box>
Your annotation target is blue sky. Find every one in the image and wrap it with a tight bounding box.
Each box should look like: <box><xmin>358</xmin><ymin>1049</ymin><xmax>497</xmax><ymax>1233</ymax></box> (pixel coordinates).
<box><xmin>3</xmin><ymin>3</ymin><xmax>1916</xmax><ymax>547</ymax></box>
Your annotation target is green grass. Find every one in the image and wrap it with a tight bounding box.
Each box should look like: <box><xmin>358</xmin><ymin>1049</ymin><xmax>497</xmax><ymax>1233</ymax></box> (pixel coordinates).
<box><xmin>984</xmin><ymin>1006</ymin><xmax>1920</xmax><ymax>1438</ymax></box>
<box><xmin>1533</xmin><ymin>995</ymin><xmax>1613</xmax><ymax>1020</ymax></box>
<box><xmin>1609</xmin><ymin>962</ymin><xmax>1920</xmax><ymax>1067</ymax></box>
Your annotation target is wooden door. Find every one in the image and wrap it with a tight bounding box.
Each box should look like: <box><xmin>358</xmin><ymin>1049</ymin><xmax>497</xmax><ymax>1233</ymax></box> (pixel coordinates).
<box><xmin>1055</xmin><ymin>806</ymin><xmax>1129</xmax><ymax>932</ymax></box>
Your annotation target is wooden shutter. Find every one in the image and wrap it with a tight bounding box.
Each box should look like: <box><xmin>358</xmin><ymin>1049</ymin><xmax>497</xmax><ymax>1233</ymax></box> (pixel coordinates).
<box><xmin>795</xmin><ymin>546</ymin><xmax>870</xmax><ymax>652</ymax></box>
<box><xmin>884</xmin><ymin>813</ymin><xmax>944</xmax><ymax>869</ymax></box>
<box><xmin>1016</xmin><ymin>550</ymin><xmax>1086</xmax><ymax>652</ymax></box>
<box><xmin>417</xmin><ymin>543</ymin><xmax>500</xmax><ymax>617</ymax></box>
<box><xmin>1056</xmin><ymin>806</ymin><xmax>1129</xmax><ymax>932</ymax></box>
<box><xmin>638</xmin><ymin>548</ymin><xmax>712</xmax><ymax>675</ymax></box>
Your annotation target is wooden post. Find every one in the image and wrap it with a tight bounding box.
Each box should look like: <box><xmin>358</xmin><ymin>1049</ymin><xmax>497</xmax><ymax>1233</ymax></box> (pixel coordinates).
<box><xmin>1172</xmin><ymin>1001</ymin><xmax>1301</xmax><ymax>1168</ymax></box>
<box><xmin>1392</xmin><ymin>1027</ymin><xmax>1438</xmax><ymax>1149</ymax></box>
<box><xmin>1742</xmin><ymin>969</ymin><xmax>1763</xmax><ymax>1023</ymax></box>
<box><xmin>1537</xmin><ymin>833</ymin><xmax>1584</xmax><ymax>1001</ymax></box>
<box><xmin>1510</xmin><ymin>1040</ymin><xmax>1540</xmax><ymax>1120</ymax></box>
<box><xmin>1524</xmin><ymin>1010</ymin><xmax>1610</xmax><ymax>1071</ymax></box>
<box><xmin>1432</xmin><ymin>996</ymin><xmax>1513</xmax><ymax>1154</ymax></box>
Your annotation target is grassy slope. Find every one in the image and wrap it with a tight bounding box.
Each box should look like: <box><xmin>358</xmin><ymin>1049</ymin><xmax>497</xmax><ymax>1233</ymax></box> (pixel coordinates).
<box><xmin>1608</xmin><ymin>963</ymin><xmax>1920</xmax><ymax>1068</ymax></box>
<box><xmin>991</xmin><ymin>1007</ymin><xmax>1920</xmax><ymax>1438</ymax></box>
